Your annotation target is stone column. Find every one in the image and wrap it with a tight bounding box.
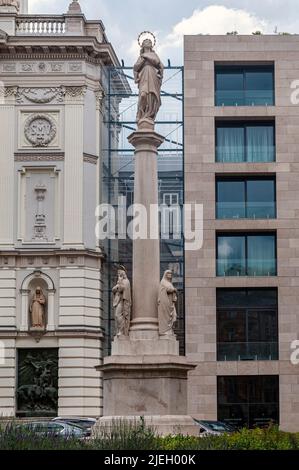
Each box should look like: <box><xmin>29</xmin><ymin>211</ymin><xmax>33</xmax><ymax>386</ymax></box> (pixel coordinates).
<box><xmin>0</xmin><ymin>88</ymin><xmax>16</xmax><ymax>249</ymax></box>
<box><xmin>63</xmin><ymin>86</ymin><xmax>85</xmax><ymax>248</ymax></box>
<box><xmin>128</xmin><ymin>129</ymin><xmax>164</xmax><ymax>338</ymax></box>
<box><xmin>20</xmin><ymin>288</ymin><xmax>30</xmax><ymax>331</ymax></box>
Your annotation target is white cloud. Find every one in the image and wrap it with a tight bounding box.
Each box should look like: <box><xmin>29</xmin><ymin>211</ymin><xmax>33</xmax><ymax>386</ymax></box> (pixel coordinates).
<box><xmin>157</xmin><ymin>5</ymin><xmax>271</xmax><ymax>61</ymax></box>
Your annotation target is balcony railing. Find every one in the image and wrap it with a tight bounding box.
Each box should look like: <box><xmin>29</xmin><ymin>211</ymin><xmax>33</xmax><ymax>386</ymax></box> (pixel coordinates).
<box><xmin>217</xmin><ymin>342</ymin><xmax>278</xmax><ymax>361</ymax></box>
<box><xmin>215</xmin><ymin>90</ymin><xmax>275</xmax><ymax>106</ymax></box>
<box><xmin>216</xmin><ymin>202</ymin><xmax>276</xmax><ymax>220</ymax></box>
<box><xmin>16</xmin><ymin>16</ymin><xmax>66</xmax><ymax>35</ymax></box>
<box><xmin>217</xmin><ymin>259</ymin><xmax>277</xmax><ymax>277</ymax></box>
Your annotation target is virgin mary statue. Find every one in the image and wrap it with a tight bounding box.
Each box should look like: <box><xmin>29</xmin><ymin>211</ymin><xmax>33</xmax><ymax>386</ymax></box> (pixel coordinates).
<box><xmin>158</xmin><ymin>270</ymin><xmax>177</xmax><ymax>336</ymax></box>
<box><xmin>134</xmin><ymin>38</ymin><xmax>164</xmax><ymax>125</ymax></box>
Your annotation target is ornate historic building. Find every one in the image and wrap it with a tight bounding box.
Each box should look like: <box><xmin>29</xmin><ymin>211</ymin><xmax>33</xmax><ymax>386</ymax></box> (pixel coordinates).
<box><xmin>0</xmin><ymin>0</ymin><xmax>119</xmax><ymax>417</ymax></box>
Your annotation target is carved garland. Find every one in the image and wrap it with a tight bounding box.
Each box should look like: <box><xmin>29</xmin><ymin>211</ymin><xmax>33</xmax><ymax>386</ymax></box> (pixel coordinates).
<box><xmin>16</xmin><ymin>87</ymin><xmax>65</xmax><ymax>104</ymax></box>
<box><xmin>24</xmin><ymin>114</ymin><xmax>57</xmax><ymax>148</ymax></box>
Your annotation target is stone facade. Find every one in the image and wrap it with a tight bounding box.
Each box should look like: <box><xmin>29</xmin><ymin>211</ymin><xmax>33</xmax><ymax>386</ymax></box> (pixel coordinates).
<box><xmin>184</xmin><ymin>35</ymin><xmax>299</xmax><ymax>432</ymax></box>
<box><xmin>0</xmin><ymin>1</ymin><xmax>119</xmax><ymax>417</ymax></box>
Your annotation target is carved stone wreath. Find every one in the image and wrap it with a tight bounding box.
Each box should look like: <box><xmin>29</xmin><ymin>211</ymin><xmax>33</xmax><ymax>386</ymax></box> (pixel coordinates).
<box><xmin>24</xmin><ymin>114</ymin><xmax>57</xmax><ymax>147</ymax></box>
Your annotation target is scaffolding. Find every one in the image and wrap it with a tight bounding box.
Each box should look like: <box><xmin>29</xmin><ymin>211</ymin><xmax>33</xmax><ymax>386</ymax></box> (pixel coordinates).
<box><xmin>101</xmin><ymin>65</ymin><xmax>184</xmax><ymax>354</ymax></box>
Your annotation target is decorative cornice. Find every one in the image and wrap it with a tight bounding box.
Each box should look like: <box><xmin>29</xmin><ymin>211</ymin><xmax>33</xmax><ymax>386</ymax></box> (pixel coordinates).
<box><xmin>14</xmin><ymin>152</ymin><xmax>65</xmax><ymax>162</ymax></box>
<box><xmin>0</xmin><ymin>53</ymin><xmax>102</xmax><ymax>65</ymax></box>
<box><xmin>83</xmin><ymin>153</ymin><xmax>98</xmax><ymax>165</ymax></box>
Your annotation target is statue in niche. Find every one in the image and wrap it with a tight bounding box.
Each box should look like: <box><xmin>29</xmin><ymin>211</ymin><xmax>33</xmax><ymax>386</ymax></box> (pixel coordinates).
<box><xmin>158</xmin><ymin>270</ymin><xmax>177</xmax><ymax>336</ymax></box>
<box><xmin>29</xmin><ymin>286</ymin><xmax>46</xmax><ymax>329</ymax></box>
<box><xmin>134</xmin><ymin>33</ymin><xmax>164</xmax><ymax>126</ymax></box>
<box><xmin>112</xmin><ymin>266</ymin><xmax>131</xmax><ymax>337</ymax></box>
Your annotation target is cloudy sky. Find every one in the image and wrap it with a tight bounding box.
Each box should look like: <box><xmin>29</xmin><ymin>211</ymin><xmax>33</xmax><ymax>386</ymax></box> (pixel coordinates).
<box><xmin>28</xmin><ymin>0</ymin><xmax>298</xmax><ymax>64</ymax></box>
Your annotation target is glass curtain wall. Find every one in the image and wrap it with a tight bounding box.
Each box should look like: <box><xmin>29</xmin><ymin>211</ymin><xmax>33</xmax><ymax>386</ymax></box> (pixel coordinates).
<box><xmin>101</xmin><ymin>66</ymin><xmax>185</xmax><ymax>354</ymax></box>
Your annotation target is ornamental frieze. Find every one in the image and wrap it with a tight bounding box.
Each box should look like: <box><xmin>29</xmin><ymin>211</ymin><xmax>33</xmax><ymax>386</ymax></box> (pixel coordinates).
<box><xmin>16</xmin><ymin>87</ymin><xmax>65</xmax><ymax>104</ymax></box>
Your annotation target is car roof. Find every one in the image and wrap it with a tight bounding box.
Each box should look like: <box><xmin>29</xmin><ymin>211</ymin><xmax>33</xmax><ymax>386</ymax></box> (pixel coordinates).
<box><xmin>53</xmin><ymin>417</ymin><xmax>96</xmax><ymax>421</ymax></box>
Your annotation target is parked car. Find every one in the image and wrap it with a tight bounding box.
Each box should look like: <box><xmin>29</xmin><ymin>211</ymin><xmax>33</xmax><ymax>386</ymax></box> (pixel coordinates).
<box><xmin>52</xmin><ymin>417</ymin><xmax>96</xmax><ymax>435</ymax></box>
<box><xmin>193</xmin><ymin>419</ymin><xmax>236</xmax><ymax>436</ymax></box>
<box><xmin>15</xmin><ymin>420</ymin><xmax>88</xmax><ymax>438</ymax></box>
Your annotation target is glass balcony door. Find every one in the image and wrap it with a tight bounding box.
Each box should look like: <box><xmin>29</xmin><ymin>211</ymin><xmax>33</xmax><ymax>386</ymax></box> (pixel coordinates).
<box><xmin>217</xmin><ymin>233</ymin><xmax>277</xmax><ymax>277</ymax></box>
<box><xmin>216</xmin><ymin>177</ymin><xmax>276</xmax><ymax>220</ymax></box>
<box><xmin>215</xmin><ymin>65</ymin><xmax>275</xmax><ymax>106</ymax></box>
<box><xmin>216</xmin><ymin>122</ymin><xmax>275</xmax><ymax>163</ymax></box>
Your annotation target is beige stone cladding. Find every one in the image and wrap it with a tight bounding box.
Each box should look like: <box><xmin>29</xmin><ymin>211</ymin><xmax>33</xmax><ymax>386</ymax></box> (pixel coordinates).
<box><xmin>184</xmin><ymin>35</ymin><xmax>299</xmax><ymax>431</ymax></box>
<box><xmin>0</xmin><ymin>2</ymin><xmax>120</xmax><ymax>418</ymax></box>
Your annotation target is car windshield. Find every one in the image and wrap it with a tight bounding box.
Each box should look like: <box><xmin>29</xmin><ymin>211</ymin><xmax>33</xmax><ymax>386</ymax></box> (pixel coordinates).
<box><xmin>67</xmin><ymin>420</ymin><xmax>93</xmax><ymax>429</ymax></box>
<box><xmin>198</xmin><ymin>420</ymin><xmax>235</xmax><ymax>432</ymax></box>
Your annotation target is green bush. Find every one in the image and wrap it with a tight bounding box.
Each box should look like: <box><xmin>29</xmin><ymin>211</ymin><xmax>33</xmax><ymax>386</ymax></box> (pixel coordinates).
<box><xmin>91</xmin><ymin>417</ymin><xmax>160</xmax><ymax>450</ymax></box>
<box><xmin>1</xmin><ymin>419</ymin><xmax>299</xmax><ymax>450</ymax></box>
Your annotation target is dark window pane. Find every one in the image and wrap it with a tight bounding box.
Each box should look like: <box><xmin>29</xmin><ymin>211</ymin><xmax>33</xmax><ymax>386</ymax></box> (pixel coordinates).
<box><xmin>246</xmin><ymin>289</ymin><xmax>277</xmax><ymax>308</ymax></box>
<box><xmin>248</xmin><ymin>310</ymin><xmax>278</xmax><ymax>342</ymax></box>
<box><xmin>217</xmin><ymin>289</ymin><xmax>278</xmax><ymax>361</ymax></box>
<box><xmin>217</xmin><ymin>310</ymin><xmax>246</xmax><ymax>343</ymax></box>
<box><xmin>216</xmin><ymin>70</ymin><xmax>244</xmax><ymax>106</ymax></box>
<box><xmin>217</xmin><ymin>180</ymin><xmax>245</xmax><ymax>219</ymax></box>
<box><xmin>247</xmin><ymin>234</ymin><xmax>276</xmax><ymax>276</ymax></box>
<box><xmin>217</xmin><ymin>288</ymin><xmax>277</xmax><ymax>308</ymax></box>
<box><xmin>217</xmin><ymin>236</ymin><xmax>246</xmax><ymax>276</ymax></box>
<box><xmin>218</xmin><ymin>376</ymin><xmax>279</xmax><ymax>429</ymax></box>
<box><xmin>245</xmin><ymin>70</ymin><xmax>274</xmax><ymax>105</ymax></box>
<box><xmin>247</xmin><ymin>179</ymin><xmax>276</xmax><ymax>218</ymax></box>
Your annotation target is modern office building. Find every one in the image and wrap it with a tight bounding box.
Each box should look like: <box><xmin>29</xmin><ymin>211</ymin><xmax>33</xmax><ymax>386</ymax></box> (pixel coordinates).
<box><xmin>184</xmin><ymin>35</ymin><xmax>299</xmax><ymax>431</ymax></box>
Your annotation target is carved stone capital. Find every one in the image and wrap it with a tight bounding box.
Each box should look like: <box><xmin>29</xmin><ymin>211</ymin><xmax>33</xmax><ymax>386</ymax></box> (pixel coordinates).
<box><xmin>0</xmin><ymin>86</ymin><xmax>18</xmax><ymax>100</ymax></box>
<box><xmin>95</xmin><ymin>89</ymin><xmax>105</xmax><ymax>111</ymax></box>
<box><xmin>64</xmin><ymin>85</ymin><xmax>87</xmax><ymax>100</ymax></box>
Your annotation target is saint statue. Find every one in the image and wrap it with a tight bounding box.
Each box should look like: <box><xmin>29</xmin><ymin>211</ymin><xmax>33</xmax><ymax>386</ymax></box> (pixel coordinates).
<box><xmin>134</xmin><ymin>37</ymin><xmax>164</xmax><ymax>126</ymax></box>
<box><xmin>158</xmin><ymin>270</ymin><xmax>177</xmax><ymax>336</ymax></box>
<box><xmin>112</xmin><ymin>267</ymin><xmax>131</xmax><ymax>337</ymax></box>
<box><xmin>29</xmin><ymin>286</ymin><xmax>46</xmax><ymax>329</ymax></box>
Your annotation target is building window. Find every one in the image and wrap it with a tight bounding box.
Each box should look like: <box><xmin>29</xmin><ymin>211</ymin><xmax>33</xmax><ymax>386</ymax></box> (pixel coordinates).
<box><xmin>216</xmin><ymin>121</ymin><xmax>275</xmax><ymax>163</ymax></box>
<box><xmin>215</xmin><ymin>65</ymin><xmax>275</xmax><ymax>106</ymax></box>
<box><xmin>217</xmin><ymin>288</ymin><xmax>278</xmax><ymax>361</ymax></box>
<box><xmin>217</xmin><ymin>232</ymin><xmax>277</xmax><ymax>277</ymax></box>
<box><xmin>218</xmin><ymin>376</ymin><xmax>279</xmax><ymax>428</ymax></box>
<box><xmin>216</xmin><ymin>176</ymin><xmax>276</xmax><ymax>219</ymax></box>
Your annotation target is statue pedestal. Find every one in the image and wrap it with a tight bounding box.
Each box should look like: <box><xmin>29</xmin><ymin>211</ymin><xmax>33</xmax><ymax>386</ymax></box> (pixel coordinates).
<box><xmin>95</xmin><ymin>335</ymin><xmax>198</xmax><ymax>436</ymax></box>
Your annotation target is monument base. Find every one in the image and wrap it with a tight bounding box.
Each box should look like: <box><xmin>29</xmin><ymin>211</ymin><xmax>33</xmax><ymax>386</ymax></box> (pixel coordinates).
<box><xmin>96</xmin><ymin>349</ymin><xmax>198</xmax><ymax>436</ymax></box>
<box><xmin>95</xmin><ymin>415</ymin><xmax>199</xmax><ymax>437</ymax></box>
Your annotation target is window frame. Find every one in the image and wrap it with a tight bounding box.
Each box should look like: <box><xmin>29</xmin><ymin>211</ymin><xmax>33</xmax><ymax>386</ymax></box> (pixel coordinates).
<box><xmin>216</xmin><ymin>288</ymin><xmax>279</xmax><ymax>361</ymax></box>
<box><xmin>215</xmin><ymin>120</ymin><xmax>276</xmax><ymax>163</ymax></box>
<box><xmin>216</xmin><ymin>232</ymin><xmax>277</xmax><ymax>277</ymax></box>
<box><xmin>216</xmin><ymin>175</ymin><xmax>277</xmax><ymax>219</ymax></box>
<box><xmin>217</xmin><ymin>375</ymin><xmax>280</xmax><ymax>428</ymax></box>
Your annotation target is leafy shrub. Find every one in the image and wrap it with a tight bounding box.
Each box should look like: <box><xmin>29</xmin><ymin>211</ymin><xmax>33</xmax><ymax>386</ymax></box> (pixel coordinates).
<box><xmin>1</xmin><ymin>418</ymin><xmax>299</xmax><ymax>450</ymax></box>
<box><xmin>91</xmin><ymin>417</ymin><xmax>160</xmax><ymax>450</ymax></box>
